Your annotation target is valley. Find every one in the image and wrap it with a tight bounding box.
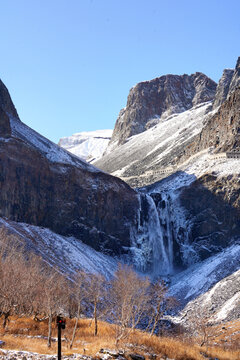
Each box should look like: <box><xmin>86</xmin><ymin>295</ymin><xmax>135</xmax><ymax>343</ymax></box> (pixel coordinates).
<box><xmin>0</xmin><ymin>57</ymin><xmax>240</xmax><ymax>359</ymax></box>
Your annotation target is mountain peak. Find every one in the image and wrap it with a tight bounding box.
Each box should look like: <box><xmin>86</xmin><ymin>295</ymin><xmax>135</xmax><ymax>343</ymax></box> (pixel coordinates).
<box><xmin>107</xmin><ymin>72</ymin><xmax>216</xmax><ymax>150</ymax></box>
<box><xmin>0</xmin><ymin>79</ymin><xmax>19</xmax><ymax>119</ymax></box>
<box><xmin>0</xmin><ymin>79</ymin><xmax>20</xmax><ymax>137</ymax></box>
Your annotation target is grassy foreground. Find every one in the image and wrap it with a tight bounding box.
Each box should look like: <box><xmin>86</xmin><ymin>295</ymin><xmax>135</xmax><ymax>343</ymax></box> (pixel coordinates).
<box><xmin>0</xmin><ymin>316</ymin><xmax>239</xmax><ymax>360</ymax></box>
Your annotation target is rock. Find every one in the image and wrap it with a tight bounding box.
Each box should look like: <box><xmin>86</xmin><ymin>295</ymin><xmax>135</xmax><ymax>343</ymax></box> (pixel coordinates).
<box><xmin>99</xmin><ymin>349</ymin><xmax>125</xmax><ymax>358</ymax></box>
<box><xmin>129</xmin><ymin>354</ymin><xmax>145</xmax><ymax>360</ymax></box>
<box><xmin>188</xmin><ymin>86</ymin><xmax>240</xmax><ymax>155</ymax></box>
<box><xmin>0</xmin><ymin>107</ymin><xmax>11</xmax><ymax>138</ymax></box>
<box><xmin>0</xmin><ymin>79</ymin><xmax>19</xmax><ymax>119</ymax></box>
<box><xmin>213</xmin><ymin>68</ymin><xmax>234</xmax><ymax>109</ymax></box>
<box><xmin>228</xmin><ymin>56</ymin><xmax>240</xmax><ymax>95</ymax></box>
<box><xmin>107</xmin><ymin>72</ymin><xmax>216</xmax><ymax>149</ymax></box>
<box><xmin>180</xmin><ymin>173</ymin><xmax>240</xmax><ymax>262</ymax></box>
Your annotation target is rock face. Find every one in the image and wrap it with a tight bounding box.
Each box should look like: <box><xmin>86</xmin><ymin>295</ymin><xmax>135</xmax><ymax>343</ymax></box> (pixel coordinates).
<box><xmin>228</xmin><ymin>56</ymin><xmax>240</xmax><ymax>95</ymax></box>
<box><xmin>213</xmin><ymin>57</ymin><xmax>240</xmax><ymax>109</ymax></box>
<box><xmin>108</xmin><ymin>72</ymin><xmax>217</xmax><ymax>148</ymax></box>
<box><xmin>0</xmin><ymin>80</ymin><xmax>139</xmax><ymax>256</ymax></box>
<box><xmin>213</xmin><ymin>68</ymin><xmax>234</xmax><ymax>109</ymax></box>
<box><xmin>180</xmin><ymin>173</ymin><xmax>240</xmax><ymax>260</ymax></box>
<box><xmin>0</xmin><ymin>79</ymin><xmax>19</xmax><ymax>137</ymax></box>
<box><xmin>184</xmin><ymin>86</ymin><xmax>240</xmax><ymax>157</ymax></box>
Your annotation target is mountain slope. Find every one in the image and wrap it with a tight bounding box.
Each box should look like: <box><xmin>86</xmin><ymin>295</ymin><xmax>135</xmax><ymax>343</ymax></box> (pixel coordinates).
<box><xmin>0</xmin><ymin>79</ymin><xmax>139</xmax><ymax>257</ymax></box>
<box><xmin>0</xmin><ymin>217</ymin><xmax>117</xmax><ymax>278</ymax></box>
<box><xmin>95</xmin><ymin>102</ymin><xmax>215</xmax><ymax>187</ymax></box>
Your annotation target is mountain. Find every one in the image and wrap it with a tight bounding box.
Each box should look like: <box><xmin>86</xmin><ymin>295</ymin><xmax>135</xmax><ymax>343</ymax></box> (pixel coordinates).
<box><xmin>94</xmin><ymin>101</ymin><xmax>215</xmax><ymax>187</ymax></box>
<box><xmin>0</xmin><ymin>79</ymin><xmax>139</xmax><ymax>258</ymax></box>
<box><xmin>94</xmin><ymin>58</ymin><xmax>240</xmax><ymax>317</ymax></box>
<box><xmin>58</xmin><ymin>129</ymin><xmax>112</xmax><ymax>163</ymax></box>
<box><xmin>106</xmin><ymin>72</ymin><xmax>217</xmax><ymax>152</ymax></box>
<box><xmin>96</xmin><ymin>57</ymin><xmax>240</xmax><ymax>182</ymax></box>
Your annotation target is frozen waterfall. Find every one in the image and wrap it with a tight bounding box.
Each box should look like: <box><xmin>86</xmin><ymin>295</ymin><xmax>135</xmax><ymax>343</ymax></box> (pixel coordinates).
<box><xmin>130</xmin><ymin>192</ymin><xmax>175</xmax><ymax>276</ymax></box>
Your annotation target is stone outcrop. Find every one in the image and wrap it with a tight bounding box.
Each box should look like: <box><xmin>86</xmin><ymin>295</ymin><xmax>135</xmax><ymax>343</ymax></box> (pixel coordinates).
<box><xmin>108</xmin><ymin>72</ymin><xmax>216</xmax><ymax>148</ymax></box>
<box><xmin>0</xmin><ymin>79</ymin><xmax>19</xmax><ymax>137</ymax></box>
<box><xmin>182</xmin><ymin>86</ymin><xmax>240</xmax><ymax>158</ymax></box>
<box><xmin>180</xmin><ymin>173</ymin><xmax>240</xmax><ymax>261</ymax></box>
<box><xmin>0</xmin><ymin>79</ymin><xmax>19</xmax><ymax>118</ymax></box>
<box><xmin>228</xmin><ymin>56</ymin><xmax>240</xmax><ymax>95</ymax></box>
<box><xmin>213</xmin><ymin>57</ymin><xmax>240</xmax><ymax>109</ymax></box>
<box><xmin>213</xmin><ymin>68</ymin><xmax>234</xmax><ymax>109</ymax></box>
<box><xmin>0</xmin><ymin>80</ymin><xmax>139</xmax><ymax>256</ymax></box>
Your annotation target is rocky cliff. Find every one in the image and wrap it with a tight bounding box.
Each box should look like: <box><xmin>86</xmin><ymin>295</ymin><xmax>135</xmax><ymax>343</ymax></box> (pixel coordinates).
<box><xmin>213</xmin><ymin>68</ymin><xmax>234</xmax><ymax>109</ymax></box>
<box><xmin>108</xmin><ymin>72</ymin><xmax>217</xmax><ymax>149</ymax></box>
<box><xmin>228</xmin><ymin>56</ymin><xmax>240</xmax><ymax>94</ymax></box>
<box><xmin>182</xmin><ymin>86</ymin><xmax>240</xmax><ymax>158</ymax></box>
<box><xmin>0</xmin><ymin>79</ymin><xmax>139</xmax><ymax>256</ymax></box>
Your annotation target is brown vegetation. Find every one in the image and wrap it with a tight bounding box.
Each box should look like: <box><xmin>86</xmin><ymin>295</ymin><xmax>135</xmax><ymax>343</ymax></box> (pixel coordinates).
<box><xmin>0</xmin><ymin>228</ymin><xmax>239</xmax><ymax>360</ymax></box>
<box><xmin>0</xmin><ymin>316</ymin><xmax>239</xmax><ymax>360</ymax></box>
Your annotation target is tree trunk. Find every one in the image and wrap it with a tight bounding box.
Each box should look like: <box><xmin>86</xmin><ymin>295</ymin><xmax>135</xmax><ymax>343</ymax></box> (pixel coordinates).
<box><xmin>3</xmin><ymin>311</ymin><xmax>10</xmax><ymax>329</ymax></box>
<box><xmin>70</xmin><ymin>303</ymin><xmax>81</xmax><ymax>349</ymax></box>
<box><xmin>94</xmin><ymin>301</ymin><xmax>98</xmax><ymax>336</ymax></box>
<box><xmin>48</xmin><ymin>313</ymin><xmax>52</xmax><ymax>348</ymax></box>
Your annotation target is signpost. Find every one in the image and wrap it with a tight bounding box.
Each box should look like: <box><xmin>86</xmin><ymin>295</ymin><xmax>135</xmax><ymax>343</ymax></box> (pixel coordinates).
<box><xmin>56</xmin><ymin>316</ymin><xmax>66</xmax><ymax>360</ymax></box>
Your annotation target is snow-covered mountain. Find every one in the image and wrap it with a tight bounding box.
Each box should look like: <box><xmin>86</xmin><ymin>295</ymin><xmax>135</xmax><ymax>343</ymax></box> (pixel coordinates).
<box><xmin>95</xmin><ymin>102</ymin><xmax>216</xmax><ymax>187</ymax></box>
<box><xmin>58</xmin><ymin>129</ymin><xmax>112</xmax><ymax>162</ymax></box>
<box><xmin>107</xmin><ymin>72</ymin><xmax>217</xmax><ymax>150</ymax></box>
<box><xmin>94</xmin><ymin>58</ymin><xmax>240</xmax><ymax>319</ymax></box>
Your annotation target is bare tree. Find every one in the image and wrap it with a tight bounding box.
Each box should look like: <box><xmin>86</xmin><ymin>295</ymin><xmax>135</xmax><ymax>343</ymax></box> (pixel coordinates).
<box><xmin>146</xmin><ymin>279</ymin><xmax>177</xmax><ymax>336</ymax></box>
<box><xmin>187</xmin><ymin>307</ymin><xmax>218</xmax><ymax>350</ymax></box>
<box><xmin>109</xmin><ymin>264</ymin><xmax>150</xmax><ymax>345</ymax></box>
<box><xmin>41</xmin><ymin>270</ymin><xmax>68</xmax><ymax>347</ymax></box>
<box><xmin>86</xmin><ymin>273</ymin><xmax>107</xmax><ymax>336</ymax></box>
<box><xmin>0</xmin><ymin>230</ymin><xmax>28</xmax><ymax>327</ymax></box>
<box><xmin>70</xmin><ymin>270</ymin><xmax>87</xmax><ymax>348</ymax></box>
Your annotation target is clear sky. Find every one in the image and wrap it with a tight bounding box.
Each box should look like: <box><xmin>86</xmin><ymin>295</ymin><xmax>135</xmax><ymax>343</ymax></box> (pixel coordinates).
<box><xmin>1</xmin><ymin>0</ymin><xmax>240</xmax><ymax>143</ymax></box>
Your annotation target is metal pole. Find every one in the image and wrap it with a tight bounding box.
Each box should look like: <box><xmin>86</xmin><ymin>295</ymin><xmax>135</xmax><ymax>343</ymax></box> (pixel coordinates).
<box><xmin>58</xmin><ymin>322</ymin><xmax>61</xmax><ymax>360</ymax></box>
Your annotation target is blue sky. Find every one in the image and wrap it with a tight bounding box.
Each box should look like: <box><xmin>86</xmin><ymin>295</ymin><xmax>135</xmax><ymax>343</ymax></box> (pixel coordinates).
<box><xmin>1</xmin><ymin>0</ymin><xmax>240</xmax><ymax>143</ymax></box>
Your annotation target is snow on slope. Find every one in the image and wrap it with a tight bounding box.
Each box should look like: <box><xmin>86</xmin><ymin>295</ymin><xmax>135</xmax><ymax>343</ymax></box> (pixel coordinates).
<box><xmin>169</xmin><ymin>255</ymin><xmax>240</xmax><ymax>325</ymax></box>
<box><xmin>0</xmin><ymin>217</ymin><xmax>117</xmax><ymax>279</ymax></box>
<box><xmin>9</xmin><ymin>116</ymin><xmax>101</xmax><ymax>173</ymax></box>
<box><xmin>94</xmin><ymin>102</ymin><xmax>216</xmax><ymax>181</ymax></box>
<box><xmin>168</xmin><ymin>243</ymin><xmax>240</xmax><ymax>306</ymax></box>
<box><xmin>58</xmin><ymin>129</ymin><xmax>112</xmax><ymax>162</ymax></box>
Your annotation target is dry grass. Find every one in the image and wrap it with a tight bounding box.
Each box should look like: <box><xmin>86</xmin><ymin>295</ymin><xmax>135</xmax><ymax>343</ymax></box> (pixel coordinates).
<box><xmin>0</xmin><ymin>316</ymin><xmax>239</xmax><ymax>360</ymax></box>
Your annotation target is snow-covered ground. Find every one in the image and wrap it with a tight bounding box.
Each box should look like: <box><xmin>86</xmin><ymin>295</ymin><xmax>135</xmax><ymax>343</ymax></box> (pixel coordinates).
<box><xmin>95</xmin><ymin>102</ymin><xmax>216</xmax><ymax>179</ymax></box>
<box><xmin>0</xmin><ymin>217</ymin><xmax>117</xmax><ymax>279</ymax></box>
<box><xmin>58</xmin><ymin>129</ymin><xmax>112</xmax><ymax>162</ymax></box>
<box><xmin>168</xmin><ymin>243</ymin><xmax>240</xmax><ymax>305</ymax></box>
<box><xmin>168</xmin><ymin>248</ymin><xmax>240</xmax><ymax>324</ymax></box>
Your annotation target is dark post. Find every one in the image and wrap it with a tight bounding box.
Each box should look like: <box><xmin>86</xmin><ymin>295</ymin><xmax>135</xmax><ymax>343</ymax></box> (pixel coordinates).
<box><xmin>57</xmin><ymin>316</ymin><xmax>66</xmax><ymax>360</ymax></box>
<box><xmin>58</xmin><ymin>320</ymin><xmax>61</xmax><ymax>360</ymax></box>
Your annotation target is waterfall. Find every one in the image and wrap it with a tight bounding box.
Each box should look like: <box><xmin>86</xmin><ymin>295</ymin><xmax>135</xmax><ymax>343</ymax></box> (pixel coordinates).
<box><xmin>130</xmin><ymin>192</ymin><xmax>175</xmax><ymax>276</ymax></box>
<box><xmin>130</xmin><ymin>188</ymin><xmax>197</xmax><ymax>275</ymax></box>
<box><xmin>146</xmin><ymin>194</ymin><xmax>173</xmax><ymax>275</ymax></box>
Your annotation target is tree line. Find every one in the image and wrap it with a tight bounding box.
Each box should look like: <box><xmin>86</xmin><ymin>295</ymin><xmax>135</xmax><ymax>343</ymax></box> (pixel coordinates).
<box><xmin>0</xmin><ymin>229</ymin><xmax>175</xmax><ymax>347</ymax></box>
